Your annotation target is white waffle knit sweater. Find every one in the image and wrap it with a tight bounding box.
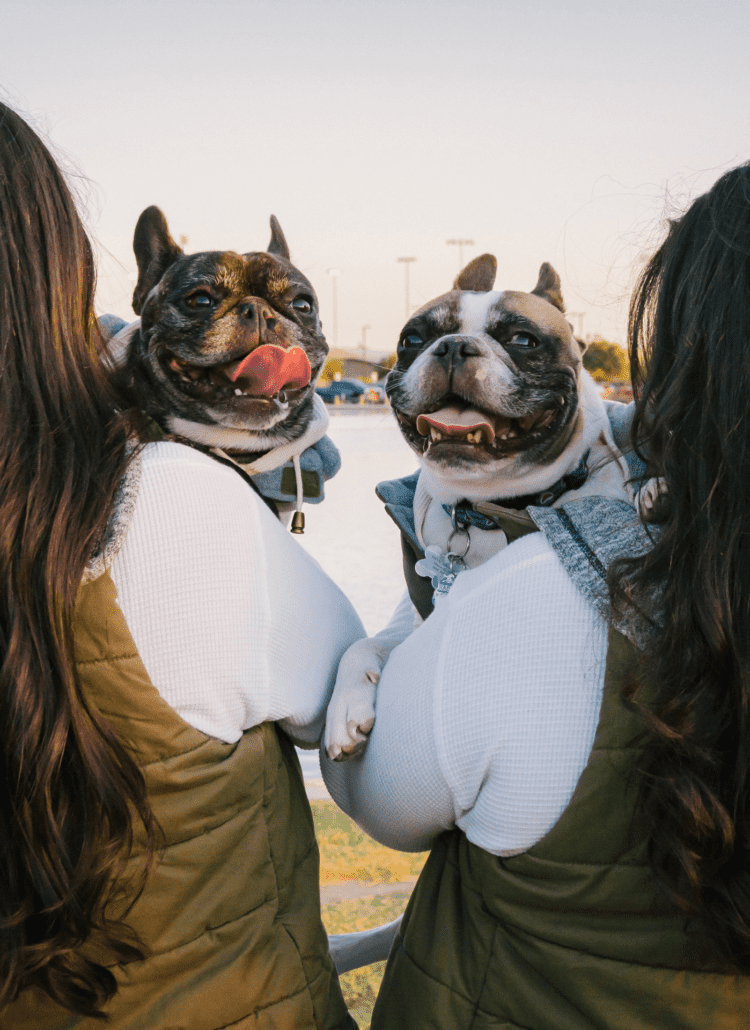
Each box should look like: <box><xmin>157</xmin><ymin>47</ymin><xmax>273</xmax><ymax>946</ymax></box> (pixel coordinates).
<box><xmin>109</xmin><ymin>441</ymin><xmax>365</xmax><ymax>746</ymax></box>
<box><xmin>321</xmin><ymin>531</ymin><xmax>609</xmax><ymax>857</ymax></box>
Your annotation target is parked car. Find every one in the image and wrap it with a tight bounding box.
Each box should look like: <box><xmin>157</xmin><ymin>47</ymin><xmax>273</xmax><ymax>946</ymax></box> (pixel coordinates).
<box><xmin>316</xmin><ymin>378</ymin><xmax>366</xmax><ymax>403</ymax></box>
<box><xmin>364</xmin><ymin>382</ymin><xmax>388</xmax><ymax>404</ymax></box>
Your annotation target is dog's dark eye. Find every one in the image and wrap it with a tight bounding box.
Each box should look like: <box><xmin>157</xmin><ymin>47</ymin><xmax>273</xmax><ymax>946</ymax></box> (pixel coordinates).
<box><xmin>509</xmin><ymin>332</ymin><xmax>538</xmax><ymax>349</ymax></box>
<box><xmin>400</xmin><ymin>333</ymin><xmax>422</xmax><ymax>350</ymax></box>
<box><xmin>184</xmin><ymin>291</ymin><xmax>215</xmax><ymax>310</ymax></box>
<box><xmin>291</xmin><ymin>296</ymin><xmax>314</xmax><ymax>315</ymax></box>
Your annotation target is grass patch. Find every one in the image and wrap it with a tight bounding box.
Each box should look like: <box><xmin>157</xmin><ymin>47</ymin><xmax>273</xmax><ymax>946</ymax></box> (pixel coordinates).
<box><xmin>311</xmin><ymin>799</ymin><xmax>427</xmax><ymax>884</ymax></box>
<box><xmin>323</xmin><ymin>893</ymin><xmax>411</xmax><ymax>1030</ymax></box>
<box><xmin>311</xmin><ymin>799</ymin><xmax>427</xmax><ymax>1027</ymax></box>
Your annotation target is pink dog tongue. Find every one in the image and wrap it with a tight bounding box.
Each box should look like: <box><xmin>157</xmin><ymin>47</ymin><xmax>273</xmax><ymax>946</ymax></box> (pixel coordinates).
<box><xmin>416</xmin><ymin>405</ymin><xmax>496</xmax><ymax>443</ymax></box>
<box><xmin>230</xmin><ymin>345</ymin><xmax>311</xmax><ymax>397</ymax></box>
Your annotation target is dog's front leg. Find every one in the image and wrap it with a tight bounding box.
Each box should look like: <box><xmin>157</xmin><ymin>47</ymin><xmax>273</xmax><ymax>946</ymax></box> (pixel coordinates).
<box><xmin>324</xmin><ymin>592</ymin><xmax>417</xmax><ymax>761</ymax></box>
<box><xmin>324</xmin><ymin>636</ymin><xmax>395</xmax><ymax>761</ymax></box>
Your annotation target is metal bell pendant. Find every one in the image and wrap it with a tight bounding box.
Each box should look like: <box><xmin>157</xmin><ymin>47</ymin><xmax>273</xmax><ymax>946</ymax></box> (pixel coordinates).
<box><xmin>291</xmin><ymin>511</ymin><xmax>305</xmax><ymax>534</ymax></box>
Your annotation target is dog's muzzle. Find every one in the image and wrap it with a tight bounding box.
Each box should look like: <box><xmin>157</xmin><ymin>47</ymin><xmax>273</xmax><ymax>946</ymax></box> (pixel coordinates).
<box><xmin>430</xmin><ymin>335</ymin><xmax>482</xmax><ymax>372</ymax></box>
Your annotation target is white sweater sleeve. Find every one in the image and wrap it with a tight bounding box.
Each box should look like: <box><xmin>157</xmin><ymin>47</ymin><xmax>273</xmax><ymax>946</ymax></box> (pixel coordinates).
<box><xmin>373</xmin><ymin>589</ymin><xmax>420</xmax><ymax>644</ymax></box>
<box><xmin>321</xmin><ymin>532</ymin><xmax>608</xmax><ymax>856</ymax></box>
<box><xmin>111</xmin><ymin>442</ymin><xmax>365</xmax><ymax>744</ymax></box>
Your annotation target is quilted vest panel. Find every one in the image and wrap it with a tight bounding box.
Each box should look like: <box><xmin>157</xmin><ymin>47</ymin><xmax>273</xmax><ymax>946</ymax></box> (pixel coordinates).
<box><xmin>372</xmin><ymin>629</ymin><xmax>750</xmax><ymax>1030</ymax></box>
<box><xmin>4</xmin><ymin>571</ymin><xmax>354</xmax><ymax>1030</ymax></box>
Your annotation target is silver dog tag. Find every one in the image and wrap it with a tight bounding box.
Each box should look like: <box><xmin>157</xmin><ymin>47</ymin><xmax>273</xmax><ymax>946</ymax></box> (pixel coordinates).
<box><xmin>415</xmin><ymin>545</ymin><xmax>468</xmax><ymax>601</ymax></box>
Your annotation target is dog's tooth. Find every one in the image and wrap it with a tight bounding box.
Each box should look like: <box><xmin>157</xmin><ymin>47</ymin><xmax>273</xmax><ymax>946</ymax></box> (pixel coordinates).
<box><xmin>234</xmin><ymin>387</ymin><xmax>244</xmax><ymax>397</ymax></box>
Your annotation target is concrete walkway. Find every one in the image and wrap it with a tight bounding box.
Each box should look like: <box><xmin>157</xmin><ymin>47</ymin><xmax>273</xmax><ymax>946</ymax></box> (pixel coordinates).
<box><xmin>306</xmin><ymin>777</ymin><xmax>333</xmax><ymax>801</ymax></box>
<box><xmin>320</xmin><ymin>880</ymin><xmax>415</xmax><ymax>905</ymax></box>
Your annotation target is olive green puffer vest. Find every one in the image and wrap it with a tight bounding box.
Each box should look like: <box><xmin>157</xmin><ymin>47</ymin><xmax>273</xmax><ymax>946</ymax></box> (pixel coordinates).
<box><xmin>5</xmin><ymin>571</ymin><xmax>355</xmax><ymax>1030</ymax></box>
<box><xmin>371</xmin><ymin>629</ymin><xmax>750</xmax><ymax>1030</ymax></box>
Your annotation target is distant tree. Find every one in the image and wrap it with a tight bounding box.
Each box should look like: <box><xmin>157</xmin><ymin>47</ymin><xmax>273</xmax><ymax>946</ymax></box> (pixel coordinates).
<box><xmin>379</xmin><ymin>353</ymin><xmax>398</xmax><ymax>379</ymax></box>
<box><xmin>583</xmin><ymin>338</ymin><xmax>629</xmax><ymax>382</ymax></box>
<box><xmin>320</xmin><ymin>357</ymin><xmax>344</xmax><ymax>383</ymax></box>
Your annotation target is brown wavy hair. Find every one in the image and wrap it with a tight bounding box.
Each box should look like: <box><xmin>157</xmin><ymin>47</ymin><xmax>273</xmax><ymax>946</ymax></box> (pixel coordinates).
<box><xmin>0</xmin><ymin>104</ymin><xmax>156</xmax><ymax>1014</ymax></box>
<box><xmin>619</xmin><ymin>162</ymin><xmax>750</xmax><ymax>968</ymax></box>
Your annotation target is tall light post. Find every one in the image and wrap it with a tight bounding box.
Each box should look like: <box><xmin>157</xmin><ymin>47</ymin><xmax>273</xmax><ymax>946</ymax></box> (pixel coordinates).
<box><xmin>446</xmin><ymin>238</ymin><xmax>475</xmax><ymax>273</ymax></box>
<box><xmin>397</xmin><ymin>256</ymin><xmax>417</xmax><ymax>321</ymax></box>
<box><xmin>361</xmin><ymin>324</ymin><xmax>371</xmax><ymax>362</ymax></box>
<box><xmin>326</xmin><ymin>268</ymin><xmax>341</xmax><ymax>348</ymax></box>
<box><xmin>568</xmin><ymin>311</ymin><xmax>586</xmax><ymax>341</ymax></box>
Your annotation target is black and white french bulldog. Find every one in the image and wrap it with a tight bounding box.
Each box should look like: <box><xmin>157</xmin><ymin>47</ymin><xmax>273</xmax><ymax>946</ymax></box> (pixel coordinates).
<box><xmin>324</xmin><ymin>254</ymin><xmax>632</xmax><ymax>759</ymax></box>
<box><xmin>108</xmin><ymin>207</ymin><xmax>339</xmax><ymax>522</ymax></box>
<box><xmin>387</xmin><ymin>252</ymin><xmax>626</xmax><ymax>512</ymax></box>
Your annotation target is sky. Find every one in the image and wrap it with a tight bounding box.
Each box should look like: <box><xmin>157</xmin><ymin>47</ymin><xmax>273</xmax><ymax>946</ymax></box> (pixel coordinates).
<box><xmin>4</xmin><ymin>0</ymin><xmax>750</xmax><ymax>361</ymax></box>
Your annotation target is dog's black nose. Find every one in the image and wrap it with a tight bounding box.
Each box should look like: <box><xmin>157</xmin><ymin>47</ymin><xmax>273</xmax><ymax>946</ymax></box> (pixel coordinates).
<box><xmin>432</xmin><ymin>335</ymin><xmax>481</xmax><ymax>365</ymax></box>
<box><xmin>238</xmin><ymin>300</ymin><xmax>274</xmax><ymax>323</ymax></box>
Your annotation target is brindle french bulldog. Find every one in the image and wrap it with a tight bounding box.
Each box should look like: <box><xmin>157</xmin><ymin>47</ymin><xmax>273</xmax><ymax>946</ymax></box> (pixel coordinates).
<box><xmin>111</xmin><ymin>206</ymin><xmax>327</xmax><ymax>457</ymax></box>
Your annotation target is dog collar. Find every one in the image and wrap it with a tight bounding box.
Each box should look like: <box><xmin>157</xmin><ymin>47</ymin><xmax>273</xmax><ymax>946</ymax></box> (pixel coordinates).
<box><xmin>442</xmin><ymin>450</ymin><xmax>590</xmax><ymax>530</ymax></box>
<box><xmin>138</xmin><ymin>408</ymin><xmax>341</xmax><ymax>533</ymax></box>
<box><xmin>220</xmin><ymin>435</ymin><xmax>340</xmax><ymax>506</ymax></box>
<box><xmin>139</xmin><ymin>409</ymin><xmax>342</xmax><ymax>531</ymax></box>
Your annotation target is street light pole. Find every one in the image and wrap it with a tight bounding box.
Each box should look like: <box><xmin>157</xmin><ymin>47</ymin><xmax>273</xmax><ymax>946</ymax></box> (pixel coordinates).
<box><xmin>397</xmin><ymin>257</ymin><xmax>417</xmax><ymax>321</ymax></box>
<box><xmin>568</xmin><ymin>311</ymin><xmax>586</xmax><ymax>341</ymax></box>
<box><xmin>361</xmin><ymin>324</ymin><xmax>371</xmax><ymax>362</ymax></box>
<box><xmin>326</xmin><ymin>268</ymin><xmax>341</xmax><ymax>348</ymax></box>
<box><xmin>446</xmin><ymin>238</ymin><xmax>475</xmax><ymax>272</ymax></box>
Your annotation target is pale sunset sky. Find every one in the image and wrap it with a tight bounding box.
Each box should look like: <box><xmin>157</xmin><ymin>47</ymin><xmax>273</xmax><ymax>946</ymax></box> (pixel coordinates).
<box><xmin>4</xmin><ymin>0</ymin><xmax>749</xmax><ymax>360</ymax></box>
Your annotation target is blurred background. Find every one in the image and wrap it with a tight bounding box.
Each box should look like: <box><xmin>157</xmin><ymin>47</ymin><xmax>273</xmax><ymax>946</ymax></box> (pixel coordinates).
<box><xmin>5</xmin><ymin>0</ymin><xmax>750</xmax><ymax>368</ymax></box>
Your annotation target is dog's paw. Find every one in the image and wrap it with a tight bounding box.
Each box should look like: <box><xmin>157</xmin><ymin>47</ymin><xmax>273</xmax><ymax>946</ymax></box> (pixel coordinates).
<box><xmin>636</xmin><ymin>477</ymin><xmax>668</xmax><ymax>520</ymax></box>
<box><xmin>325</xmin><ymin>672</ymin><xmax>378</xmax><ymax>762</ymax></box>
<box><xmin>324</xmin><ymin>639</ymin><xmax>385</xmax><ymax>762</ymax></box>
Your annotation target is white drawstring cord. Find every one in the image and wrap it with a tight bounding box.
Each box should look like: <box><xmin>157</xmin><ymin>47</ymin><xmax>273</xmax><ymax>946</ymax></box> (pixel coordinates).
<box><xmin>291</xmin><ymin>453</ymin><xmax>305</xmax><ymax>534</ymax></box>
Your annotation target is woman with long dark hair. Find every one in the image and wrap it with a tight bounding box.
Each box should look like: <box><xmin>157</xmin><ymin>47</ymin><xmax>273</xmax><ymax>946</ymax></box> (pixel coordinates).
<box><xmin>622</xmin><ymin>163</ymin><xmax>750</xmax><ymax>969</ymax></box>
<box><xmin>0</xmin><ymin>103</ymin><xmax>362</xmax><ymax>1027</ymax></box>
<box><xmin>323</xmin><ymin>163</ymin><xmax>750</xmax><ymax>1027</ymax></box>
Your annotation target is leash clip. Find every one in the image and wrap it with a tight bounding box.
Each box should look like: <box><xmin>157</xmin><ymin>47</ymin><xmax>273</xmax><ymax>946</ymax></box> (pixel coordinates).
<box><xmin>448</xmin><ymin>504</ymin><xmax>471</xmax><ymax>563</ymax></box>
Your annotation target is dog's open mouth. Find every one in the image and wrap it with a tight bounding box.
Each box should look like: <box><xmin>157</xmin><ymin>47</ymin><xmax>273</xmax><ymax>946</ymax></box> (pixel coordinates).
<box><xmin>163</xmin><ymin>344</ymin><xmax>312</xmax><ymax>407</ymax></box>
<box><xmin>397</xmin><ymin>399</ymin><xmax>562</xmax><ymax>457</ymax></box>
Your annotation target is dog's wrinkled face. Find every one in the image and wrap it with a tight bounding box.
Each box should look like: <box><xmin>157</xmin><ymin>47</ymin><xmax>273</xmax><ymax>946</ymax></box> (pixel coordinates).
<box><xmin>127</xmin><ymin>206</ymin><xmax>327</xmax><ymax>448</ymax></box>
<box><xmin>386</xmin><ymin>254</ymin><xmax>584</xmax><ymax>496</ymax></box>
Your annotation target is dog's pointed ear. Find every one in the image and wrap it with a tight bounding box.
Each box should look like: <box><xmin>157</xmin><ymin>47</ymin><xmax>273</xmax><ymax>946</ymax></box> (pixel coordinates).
<box><xmin>532</xmin><ymin>262</ymin><xmax>565</xmax><ymax>312</ymax></box>
<box><xmin>267</xmin><ymin>215</ymin><xmax>291</xmax><ymax>261</ymax></box>
<box><xmin>132</xmin><ymin>206</ymin><xmax>183</xmax><ymax>315</ymax></box>
<box><xmin>453</xmin><ymin>253</ymin><xmax>497</xmax><ymax>292</ymax></box>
